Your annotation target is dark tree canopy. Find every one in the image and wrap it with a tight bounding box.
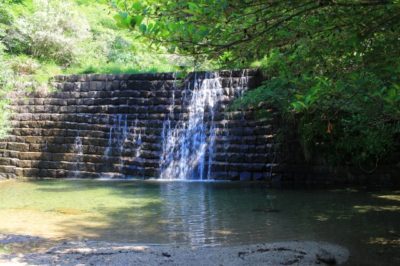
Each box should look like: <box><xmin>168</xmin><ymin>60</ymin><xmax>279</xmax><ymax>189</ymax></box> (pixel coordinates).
<box><xmin>115</xmin><ymin>0</ymin><xmax>400</xmax><ymax>69</ymax></box>
<box><xmin>116</xmin><ymin>0</ymin><xmax>400</xmax><ymax>169</ymax></box>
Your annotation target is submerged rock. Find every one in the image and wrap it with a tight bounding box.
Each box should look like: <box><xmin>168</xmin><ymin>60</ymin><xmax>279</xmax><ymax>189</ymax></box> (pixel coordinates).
<box><xmin>316</xmin><ymin>248</ymin><xmax>337</xmax><ymax>265</ymax></box>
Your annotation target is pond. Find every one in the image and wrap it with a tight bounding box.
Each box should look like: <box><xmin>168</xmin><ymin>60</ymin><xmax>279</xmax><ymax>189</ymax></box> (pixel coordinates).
<box><xmin>0</xmin><ymin>180</ymin><xmax>399</xmax><ymax>265</ymax></box>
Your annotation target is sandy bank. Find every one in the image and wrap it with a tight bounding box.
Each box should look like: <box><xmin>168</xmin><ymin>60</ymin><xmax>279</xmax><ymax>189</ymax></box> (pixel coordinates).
<box><xmin>0</xmin><ymin>234</ymin><xmax>348</xmax><ymax>265</ymax></box>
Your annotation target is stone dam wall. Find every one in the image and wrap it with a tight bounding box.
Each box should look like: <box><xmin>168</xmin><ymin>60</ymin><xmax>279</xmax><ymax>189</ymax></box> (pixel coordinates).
<box><xmin>0</xmin><ymin>70</ymin><xmax>280</xmax><ymax>180</ymax></box>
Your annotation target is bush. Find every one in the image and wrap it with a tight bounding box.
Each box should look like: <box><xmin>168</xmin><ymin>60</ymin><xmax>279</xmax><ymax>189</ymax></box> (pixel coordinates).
<box><xmin>7</xmin><ymin>0</ymin><xmax>90</xmax><ymax>65</ymax></box>
<box><xmin>9</xmin><ymin>55</ymin><xmax>40</xmax><ymax>75</ymax></box>
<box><xmin>0</xmin><ymin>3</ymin><xmax>13</xmax><ymax>26</ymax></box>
<box><xmin>0</xmin><ymin>42</ymin><xmax>12</xmax><ymax>89</ymax></box>
<box><xmin>234</xmin><ymin>51</ymin><xmax>400</xmax><ymax>170</ymax></box>
<box><xmin>0</xmin><ymin>42</ymin><xmax>12</xmax><ymax>138</ymax></box>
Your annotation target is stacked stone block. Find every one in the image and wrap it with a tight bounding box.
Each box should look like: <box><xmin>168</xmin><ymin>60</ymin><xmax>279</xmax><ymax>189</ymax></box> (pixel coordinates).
<box><xmin>0</xmin><ymin>70</ymin><xmax>279</xmax><ymax>180</ymax></box>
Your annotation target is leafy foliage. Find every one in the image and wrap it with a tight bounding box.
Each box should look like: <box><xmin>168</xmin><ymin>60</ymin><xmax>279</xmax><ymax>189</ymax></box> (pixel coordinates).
<box><xmin>18</xmin><ymin>0</ymin><xmax>89</xmax><ymax>64</ymax></box>
<box><xmin>120</xmin><ymin>0</ymin><xmax>400</xmax><ymax>168</ymax></box>
<box><xmin>0</xmin><ymin>43</ymin><xmax>12</xmax><ymax>138</ymax></box>
<box><xmin>114</xmin><ymin>1</ymin><xmax>400</xmax><ymax>65</ymax></box>
<box><xmin>235</xmin><ymin>51</ymin><xmax>400</xmax><ymax>168</ymax></box>
<box><xmin>1</xmin><ymin>0</ymin><xmax>176</xmax><ymax>73</ymax></box>
<box><xmin>0</xmin><ymin>0</ymin><xmax>177</xmax><ymax>138</ymax></box>
<box><xmin>72</xmin><ymin>0</ymin><xmax>177</xmax><ymax>74</ymax></box>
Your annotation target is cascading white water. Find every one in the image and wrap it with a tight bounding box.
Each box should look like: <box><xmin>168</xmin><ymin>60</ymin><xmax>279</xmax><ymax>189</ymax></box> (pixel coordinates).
<box><xmin>102</xmin><ymin>114</ymin><xmax>143</xmax><ymax>178</ymax></box>
<box><xmin>104</xmin><ymin>114</ymin><xmax>128</xmax><ymax>161</ymax></box>
<box><xmin>100</xmin><ymin>71</ymin><xmax>250</xmax><ymax>180</ymax></box>
<box><xmin>160</xmin><ymin>73</ymin><xmax>224</xmax><ymax>180</ymax></box>
<box><xmin>70</xmin><ymin>131</ymin><xmax>83</xmax><ymax>178</ymax></box>
<box><xmin>131</xmin><ymin>118</ymin><xmax>143</xmax><ymax>158</ymax></box>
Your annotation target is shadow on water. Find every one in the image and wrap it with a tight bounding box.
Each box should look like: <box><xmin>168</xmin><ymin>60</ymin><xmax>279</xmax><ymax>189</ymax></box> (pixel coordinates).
<box><xmin>1</xmin><ymin>180</ymin><xmax>399</xmax><ymax>265</ymax></box>
<box><xmin>29</xmin><ymin>180</ymin><xmax>281</xmax><ymax>244</ymax></box>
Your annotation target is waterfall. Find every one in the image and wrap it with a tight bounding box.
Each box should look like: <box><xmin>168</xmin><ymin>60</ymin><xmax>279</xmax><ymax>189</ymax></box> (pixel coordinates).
<box><xmin>131</xmin><ymin>118</ymin><xmax>143</xmax><ymax>158</ymax></box>
<box><xmin>102</xmin><ymin>114</ymin><xmax>143</xmax><ymax>178</ymax></box>
<box><xmin>103</xmin><ymin>114</ymin><xmax>128</xmax><ymax>162</ymax></box>
<box><xmin>160</xmin><ymin>73</ymin><xmax>224</xmax><ymax>180</ymax></box>
<box><xmin>100</xmin><ymin>70</ymin><xmax>251</xmax><ymax>180</ymax></box>
<box><xmin>1</xmin><ymin>69</ymin><xmax>279</xmax><ymax>181</ymax></box>
<box><xmin>70</xmin><ymin>131</ymin><xmax>83</xmax><ymax>178</ymax></box>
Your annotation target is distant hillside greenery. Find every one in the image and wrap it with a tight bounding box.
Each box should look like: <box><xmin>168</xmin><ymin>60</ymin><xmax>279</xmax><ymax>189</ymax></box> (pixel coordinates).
<box><xmin>0</xmin><ymin>0</ymin><xmax>182</xmax><ymax>137</ymax></box>
<box><xmin>0</xmin><ymin>0</ymin><xmax>178</xmax><ymax>77</ymax></box>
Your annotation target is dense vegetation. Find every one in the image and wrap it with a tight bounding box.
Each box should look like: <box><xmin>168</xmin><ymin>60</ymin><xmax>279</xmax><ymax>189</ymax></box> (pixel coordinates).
<box><xmin>0</xmin><ymin>0</ymin><xmax>179</xmax><ymax>137</ymax></box>
<box><xmin>0</xmin><ymin>0</ymin><xmax>176</xmax><ymax>74</ymax></box>
<box><xmin>0</xmin><ymin>0</ymin><xmax>399</xmax><ymax>170</ymax></box>
<box><xmin>117</xmin><ymin>0</ymin><xmax>400</xmax><ymax>169</ymax></box>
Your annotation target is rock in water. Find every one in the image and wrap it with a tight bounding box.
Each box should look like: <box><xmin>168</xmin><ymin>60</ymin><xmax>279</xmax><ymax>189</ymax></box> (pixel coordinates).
<box><xmin>316</xmin><ymin>248</ymin><xmax>337</xmax><ymax>265</ymax></box>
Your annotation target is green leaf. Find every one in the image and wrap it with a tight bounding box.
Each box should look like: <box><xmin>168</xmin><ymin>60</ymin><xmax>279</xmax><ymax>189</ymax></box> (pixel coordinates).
<box><xmin>188</xmin><ymin>2</ymin><xmax>198</xmax><ymax>11</ymax></box>
<box><xmin>114</xmin><ymin>12</ymin><xmax>132</xmax><ymax>28</ymax></box>
<box><xmin>131</xmin><ymin>2</ymin><xmax>142</xmax><ymax>11</ymax></box>
<box><xmin>291</xmin><ymin>101</ymin><xmax>307</xmax><ymax>111</ymax></box>
<box><xmin>139</xmin><ymin>23</ymin><xmax>147</xmax><ymax>33</ymax></box>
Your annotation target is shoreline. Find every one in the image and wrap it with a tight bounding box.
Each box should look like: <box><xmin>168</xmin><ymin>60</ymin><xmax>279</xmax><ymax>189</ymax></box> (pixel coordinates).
<box><xmin>0</xmin><ymin>235</ymin><xmax>349</xmax><ymax>265</ymax></box>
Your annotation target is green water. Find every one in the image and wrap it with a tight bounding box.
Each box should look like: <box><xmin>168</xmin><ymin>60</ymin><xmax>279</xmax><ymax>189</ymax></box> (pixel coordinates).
<box><xmin>0</xmin><ymin>180</ymin><xmax>399</xmax><ymax>265</ymax></box>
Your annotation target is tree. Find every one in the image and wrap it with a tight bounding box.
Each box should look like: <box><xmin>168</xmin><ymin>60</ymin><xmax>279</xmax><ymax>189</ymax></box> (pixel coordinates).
<box><xmin>114</xmin><ymin>1</ymin><xmax>400</xmax><ymax>68</ymax></box>
<box><xmin>116</xmin><ymin>0</ymin><xmax>400</xmax><ymax>169</ymax></box>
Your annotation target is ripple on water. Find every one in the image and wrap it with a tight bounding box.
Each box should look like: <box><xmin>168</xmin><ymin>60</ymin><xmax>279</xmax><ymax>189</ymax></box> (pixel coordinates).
<box><xmin>0</xmin><ymin>180</ymin><xmax>399</xmax><ymax>265</ymax></box>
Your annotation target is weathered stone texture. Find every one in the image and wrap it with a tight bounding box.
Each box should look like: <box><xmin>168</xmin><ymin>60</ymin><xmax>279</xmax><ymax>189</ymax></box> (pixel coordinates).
<box><xmin>0</xmin><ymin>70</ymin><xmax>279</xmax><ymax>180</ymax></box>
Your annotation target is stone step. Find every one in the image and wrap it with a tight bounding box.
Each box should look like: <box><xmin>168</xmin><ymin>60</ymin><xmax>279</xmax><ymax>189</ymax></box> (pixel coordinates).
<box><xmin>18</xmin><ymin>167</ymin><xmax>101</xmax><ymax>178</ymax></box>
<box><xmin>51</xmin><ymin>69</ymin><xmax>259</xmax><ymax>82</ymax></box>
<box><xmin>13</xmin><ymin>90</ymin><xmax>255</xmax><ymax>107</ymax></box>
<box><xmin>11</xmin><ymin>108</ymin><xmax>268</xmax><ymax>121</ymax></box>
<box><xmin>0</xmin><ymin>70</ymin><xmax>280</xmax><ymax>180</ymax></box>
<box><xmin>6</xmin><ymin>127</ymin><xmax>273</xmax><ymax>140</ymax></box>
<box><xmin>212</xmin><ymin>153</ymin><xmax>274</xmax><ymax>163</ymax></box>
<box><xmin>214</xmin><ymin>144</ymin><xmax>279</xmax><ymax>153</ymax></box>
<box><xmin>9</xmin><ymin>114</ymin><xmax>273</xmax><ymax>125</ymax></box>
<box><xmin>0</xmin><ymin>138</ymin><xmax>275</xmax><ymax>156</ymax></box>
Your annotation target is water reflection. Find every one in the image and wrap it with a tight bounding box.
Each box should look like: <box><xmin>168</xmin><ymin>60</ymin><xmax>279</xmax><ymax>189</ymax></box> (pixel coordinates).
<box><xmin>160</xmin><ymin>183</ymin><xmax>213</xmax><ymax>246</ymax></box>
<box><xmin>0</xmin><ymin>181</ymin><xmax>399</xmax><ymax>265</ymax></box>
